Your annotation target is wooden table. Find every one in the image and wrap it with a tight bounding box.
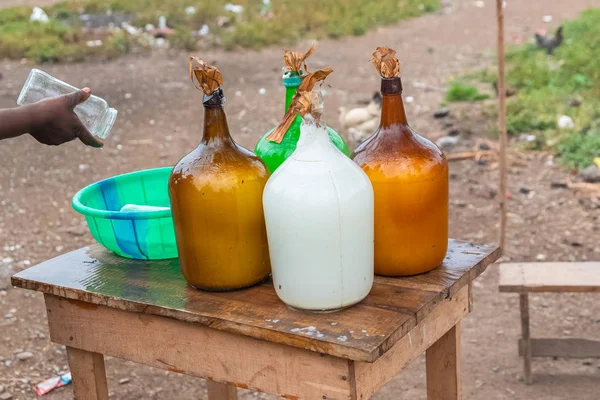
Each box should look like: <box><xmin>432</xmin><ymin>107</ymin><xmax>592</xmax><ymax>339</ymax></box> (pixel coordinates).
<box><xmin>12</xmin><ymin>239</ymin><xmax>499</xmax><ymax>400</ymax></box>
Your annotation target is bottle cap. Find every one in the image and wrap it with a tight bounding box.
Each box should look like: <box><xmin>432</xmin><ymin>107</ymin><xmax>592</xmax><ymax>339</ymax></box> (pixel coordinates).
<box><xmin>283</xmin><ymin>71</ymin><xmax>303</xmax><ymax>88</ymax></box>
<box><xmin>203</xmin><ymin>87</ymin><xmax>226</xmax><ymax>107</ymax></box>
<box><xmin>381</xmin><ymin>77</ymin><xmax>403</xmax><ymax>94</ymax></box>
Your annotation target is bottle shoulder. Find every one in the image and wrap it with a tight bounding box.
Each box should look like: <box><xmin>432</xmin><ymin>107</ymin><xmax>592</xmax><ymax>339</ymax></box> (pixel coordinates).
<box><xmin>266</xmin><ymin>144</ymin><xmax>372</xmax><ymax>194</ymax></box>
<box><xmin>171</xmin><ymin>142</ymin><xmax>268</xmax><ymax>183</ymax></box>
<box><xmin>255</xmin><ymin>119</ymin><xmax>349</xmax><ymax>157</ymax></box>
<box><xmin>352</xmin><ymin>126</ymin><xmax>448</xmax><ymax>181</ymax></box>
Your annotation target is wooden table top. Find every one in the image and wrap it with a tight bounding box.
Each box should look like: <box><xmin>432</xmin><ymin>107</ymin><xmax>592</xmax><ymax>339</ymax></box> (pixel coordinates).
<box><xmin>12</xmin><ymin>239</ymin><xmax>500</xmax><ymax>362</ymax></box>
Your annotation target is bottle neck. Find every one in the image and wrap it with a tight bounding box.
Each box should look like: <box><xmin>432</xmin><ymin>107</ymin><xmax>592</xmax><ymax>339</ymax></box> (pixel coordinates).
<box><xmin>202</xmin><ymin>105</ymin><xmax>234</xmax><ymax>144</ymax></box>
<box><xmin>379</xmin><ymin>77</ymin><xmax>408</xmax><ymax>128</ymax></box>
<box><xmin>283</xmin><ymin>72</ymin><xmax>302</xmax><ymax>113</ymax></box>
<box><xmin>284</xmin><ymin>85</ymin><xmax>297</xmax><ymax>112</ymax></box>
<box><xmin>379</xmin><ymin>93</ymin><xmax>408</xmax><ymax>127</ymax></box>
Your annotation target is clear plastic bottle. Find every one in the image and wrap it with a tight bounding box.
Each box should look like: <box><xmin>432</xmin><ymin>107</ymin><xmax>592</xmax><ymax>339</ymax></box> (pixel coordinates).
<box><xmin>17</xmin><ymin>69</ymin><xmax>117</xmax><ymax>139</ymax></box>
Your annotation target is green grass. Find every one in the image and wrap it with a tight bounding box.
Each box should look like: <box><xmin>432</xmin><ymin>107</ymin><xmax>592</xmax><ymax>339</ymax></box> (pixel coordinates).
<box><xmin>557</xmin><ymin>131</ymin><xmax>600</xmax><ymax>170</ymax></box>
<box><xmin>445</xmin><ymin>82</ymin><xmax>490</xmax><ymax>102</ymax></box>
<box><xmin>0</xmin><ymin>0</ymin><xmax>439</xmax><ymax>63</ymax></box>
<box><xmin>463</xmin><ymin>8</ymin><xmax>600</xmax><ymax>170</ymax></box>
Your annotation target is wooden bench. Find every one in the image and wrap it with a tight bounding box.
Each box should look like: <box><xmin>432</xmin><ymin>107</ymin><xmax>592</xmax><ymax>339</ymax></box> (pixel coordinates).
<box><xmin>499</xmin><ymin>262</ymin><xmax>600</xmax><ymax>384</ymax></box>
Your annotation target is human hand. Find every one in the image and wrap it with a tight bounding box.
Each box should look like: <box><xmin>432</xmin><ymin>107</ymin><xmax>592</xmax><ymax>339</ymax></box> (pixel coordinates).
<box><xmin>28</xmin><ymin>88</ymin><xmax>104</xmax><ymax>148</ymax></box>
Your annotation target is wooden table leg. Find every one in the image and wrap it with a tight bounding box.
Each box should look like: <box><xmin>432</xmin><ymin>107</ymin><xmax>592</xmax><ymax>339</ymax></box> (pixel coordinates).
<box><xmin>426</xmin><ymin>323</ymin><xmax>462</xmax><ymax>400</ymax></box>
<box><xmin>207</xmin><ymin>381</ymin><xmax>238</xmax><ymax>400</ymax></box>
<box><xmin>520</xmin><ymin>293</ymin><xmax>533</xmax><ymax>384</ymax></box>
<box><xmin>66</xmin><ymin>346</ymin><xmax>109</xmax><ymax>400</ymax></box>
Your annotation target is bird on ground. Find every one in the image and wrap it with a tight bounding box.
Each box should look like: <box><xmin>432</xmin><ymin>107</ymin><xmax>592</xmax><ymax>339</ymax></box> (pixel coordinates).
<box><xmin>535</xmin><ymin>26</ymin><xmax>563</xmax><ymax>55</ymax></box>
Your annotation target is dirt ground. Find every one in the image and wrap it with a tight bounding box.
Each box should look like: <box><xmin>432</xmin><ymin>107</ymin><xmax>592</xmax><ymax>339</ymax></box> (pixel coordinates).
<box><xmin>1</xmin><ymin>0</ymin><xmax>600</xmax><ymax>399</ymax></box>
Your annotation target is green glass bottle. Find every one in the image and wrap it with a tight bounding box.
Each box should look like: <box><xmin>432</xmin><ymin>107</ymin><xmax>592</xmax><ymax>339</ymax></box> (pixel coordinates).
<box><xmin>254</xmin><ymin>71</ymin><xmax>350</xmax><ymax>172</ymax></box>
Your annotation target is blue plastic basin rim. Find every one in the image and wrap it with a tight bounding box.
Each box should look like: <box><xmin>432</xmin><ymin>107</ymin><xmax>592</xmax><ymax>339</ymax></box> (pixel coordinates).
<box><xmin>72</xmin><ymin>167</ymin><xmax>173</xmax><ymax>220</ymax></box>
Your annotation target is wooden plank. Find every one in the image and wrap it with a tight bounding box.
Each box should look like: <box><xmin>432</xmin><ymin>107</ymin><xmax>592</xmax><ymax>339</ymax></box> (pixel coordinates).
<box><xmin>499</xmin><ymin>262</ymin><xmax>600</xmax><ymax>293</ymax></box>
<box><xmin>376</xmin><ymin>241</ymin><xmax>500</xmax><ymax>297</ymax></box>
<box><xmin>519</xmin><ymin>294</ymin><xmax>532</xmax><ymax>385</ymax></box>
<box><xmin>518</xmin><ymin>338</ymin><xmax>600</xmax><ymax>358</ymax></box>
<box><xmin>353</xmin><ymin>286</ymin><xmax>469</xmax><ymax>400</ymax></box>
<box><xmin>12</xmin><ymin>240</ymin><xmax>499</xmax><ymax>362</ymax></box>
<box><xmin>44</xmin><ymin>294</ymin><xmax>353</xmax><ymax>400</ymax></box>
<box><xmin>207</xmin><ymin>381</ymin><xmax>238</xmax><ymax>400</ymax></box>
<box><xmin>66</xmin><ymin>347</ymin><xmax>109</xmax><ymax>400</ymax></box>
<box><xmin>426</xmin><ymin>324</ymin><xmax>462</xmax><ymax>400</ymax></box>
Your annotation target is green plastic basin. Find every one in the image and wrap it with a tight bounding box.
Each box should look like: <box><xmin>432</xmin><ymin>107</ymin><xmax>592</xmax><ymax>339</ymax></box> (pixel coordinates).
<box><xmin>72</xmin><ymin>167</ymin><xmax>177</xmax><ymax>260</ymax></box>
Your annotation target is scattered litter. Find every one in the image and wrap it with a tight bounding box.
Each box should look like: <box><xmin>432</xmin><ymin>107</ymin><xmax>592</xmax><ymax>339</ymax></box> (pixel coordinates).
<box><xmin>185</xmin><ymin>6</ymin><xmax>197</xmax><ymax>16</ymax></box>
<box><xmin>86</xmin><ymin>40</ymin><xmax>103</xmax><ymax>47</ymax></box>
<box><xmin>433</xmin><ymin>107</ymin><xmax>450</xmax><ymax>119</ymax></box>
<box><xmin>558</xmin><ymin>115</ymin><xmax>574</xmax><ymax>129</ymax></box>
<box><xmin>518</xmin><ymin>133</ymin><xmax>536</xmax><ymax>142</ymax></box>
<box><xmin>155</xmin><ymin>38</ymin><xmax>167</xmax><ymax>47</ymax></box>
<box><xmin>158</xmin><ymin>16</ymin><xmax>167</xmax><ymax>30</ymax></box>
<box><xmin>34</xmin><ymin>373</ymin><xmax>71</xmax><ymax>396</ymax></box>
<box><xmin>542</xmin><ymin>15</ymin><xmax>553</xmax><ymax>23</ymax></box>
<box><xmin>330</xmin><ymin>322</ymin><xmax>337</xmax><ymax>326</ymax></box>
<box><xmin>121</xmin><ymin>22</ymin><xmax>138</xmax><ymax>35</ymax></box>
<box><xmin>30</xmin><ymin>7</ymin><xmax>49</xmax><ymax>23</ymax></box>
<box><xmin>436</xmin><ymin>136</ymin><xmax>460</xmax><ymax>150</ymax></box>
<box><xmin>198</xmin><ymin>24</ymin><xmax>210</xmax><ymax>36</ymax></box>
<box><xmin>16</xmin><ymin>352</ymin><xmax>33</xmax><ymax>361</ymax></box>
<box><xmin>119</xmin><ymin>378</ymin><xmax>130</xmax><ymax>384</ymax></box>
<box><xmin>124</xmin><ymin>93</ymin><xmax>132</xmax><ymax>99</ymax></box>
<box><xmin>145</xmin><ymin>24</ymin><xmax>155</xmax><ymax>32</ymax></box>
<box><xmin>337</xmin><ymin>335</ymin><xmax>348</xmax><ymax>342</ymax></box>
<box><xmin>149</xmin><ymin>119</ymin><xmax>156</xmax><ymax>125</ymax></box>
<box><xmin>235</xmin><ymin>91</ymin><xmax>242</xmax><ymax>97</ymax></box>
<box><xmin>258</xmin><ymin>88</ymin><xmax>267</xmax><ymax>95</ymax></box>
<box><xmin>536</xmin><ymin>253</ymin><xmax>546</xmax><ymax>261</ymax></box>
<box><xmin>224</xmin><ymin>3</ymin><xmax>244</xmax><ymax>14</ymax></box>
<box><xmin>405</xmin><ymin>96</ymin><xmax>414</xmax><ymax>103</ymax></box>
<box><xmin>78</xmin><ymin>164</ymin><xmax>89</xmax><ymax>172</ymax></box>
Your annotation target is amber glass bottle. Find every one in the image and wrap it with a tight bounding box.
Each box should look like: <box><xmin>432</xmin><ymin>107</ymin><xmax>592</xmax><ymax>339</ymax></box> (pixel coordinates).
<box><xmin>352</xmin><ymin>50</ymin><xmax>448</xmax><ymax>276</ymax></box>
<box><xmin>169</xmin><ymin>60</ymin><xmax>270</xmax><ymax>290</ymax></box>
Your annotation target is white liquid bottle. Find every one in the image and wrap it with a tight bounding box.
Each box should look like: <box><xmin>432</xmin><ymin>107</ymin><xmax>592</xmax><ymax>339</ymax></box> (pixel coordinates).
<box><xmin>263</xmin><ymin>83</ymin><xmax>374</xmax><ymax>312</ymax></box>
